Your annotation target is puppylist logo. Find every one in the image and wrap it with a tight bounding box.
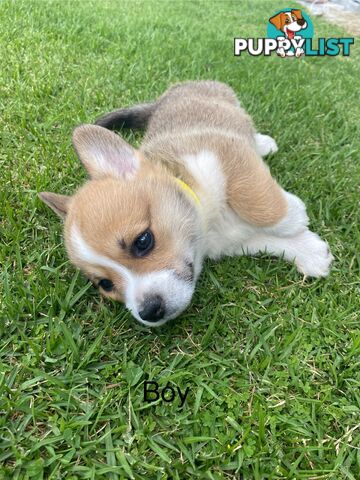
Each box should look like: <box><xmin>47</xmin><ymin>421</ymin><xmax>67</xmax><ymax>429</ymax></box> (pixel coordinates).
<box><xmin>234</xmin><ymin>8</ymin><xmax>354</xmax><ymax>57</ymax></box>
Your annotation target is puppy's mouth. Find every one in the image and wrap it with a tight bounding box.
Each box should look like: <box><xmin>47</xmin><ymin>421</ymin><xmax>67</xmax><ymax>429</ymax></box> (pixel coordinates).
<box><xmin>284</xmin><ymin>21</ymin><xmax>306</xmax><ymax>39</ymax></box>
<box><xmin>134</xmin><ymin>307</ymin><xmax>183</xmax><ymax>327</ymax></box>
<box><xmin>125</xmin><ymin>268</ymin><xmax>196</xmax><ymax>327</ymax></box>
<box><xmin>131</xmin><ymin>299</ymin><xmax>191</xmax><ymax>327</ymax></box>
<box><xmin>137</xmin><ymin>284</ymin><xmax>197</xmax><ymax>326</ymax></box>
<box><xmin>285</xmin><ymin>28</ymin><xmax>296</xmax><ymax>40</ymax></box>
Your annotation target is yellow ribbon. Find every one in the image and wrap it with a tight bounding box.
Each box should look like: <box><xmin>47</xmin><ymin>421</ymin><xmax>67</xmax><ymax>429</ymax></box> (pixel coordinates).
<box><xmin>175</xmin><ymin>178</ymin><xmax>201</xmax><ymax>206</ymax></box>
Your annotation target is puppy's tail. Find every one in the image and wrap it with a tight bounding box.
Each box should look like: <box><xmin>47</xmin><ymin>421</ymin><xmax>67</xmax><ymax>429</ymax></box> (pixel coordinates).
<box><xmin>94</xmin><ymin>102</ymin><xmax>157</xmax><ymax>130</ymax></box>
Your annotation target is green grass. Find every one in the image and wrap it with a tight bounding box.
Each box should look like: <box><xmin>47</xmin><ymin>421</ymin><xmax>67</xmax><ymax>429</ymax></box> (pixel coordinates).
<box><xmin>1</xmin><ymin>0</ymin><xmax>359</xmax><ymax>478</ymax></box>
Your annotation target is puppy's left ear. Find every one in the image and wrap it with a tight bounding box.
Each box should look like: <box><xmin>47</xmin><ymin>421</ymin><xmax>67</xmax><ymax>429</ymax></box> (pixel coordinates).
<box><xmin>38</xmin><ymin>192</ymin><xmax>71</xmax><ymax>220</ymax></box>
<box><xmin>72</xmin><ymin>124</ymin><xmax>140</xmax><ymax>180</ymax></box>
<box><xmin>291</xmin><ymin>9</ymin><xmax>303</xmax><ymax>19</ymax></box>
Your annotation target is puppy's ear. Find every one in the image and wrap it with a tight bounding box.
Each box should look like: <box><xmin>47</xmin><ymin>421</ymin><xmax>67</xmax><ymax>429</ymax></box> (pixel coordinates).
<box><xmin>269</xmin><ymin>12</ymin><xmax>284</xmax><ymax>31</ymax></box>
<box><xmin>72</xmin><ymin>124</ymin><xmax>140</xmax><ymax>180</ymax></box>
<box><xmin>38</xmin><ymin>192</ymin><xmax>71</xmax><ymax>220</ymax></box>
<box><xmin>291</xmin><ymin>9</ymin><xmax>303</xmax><ymax>19</ymax></box>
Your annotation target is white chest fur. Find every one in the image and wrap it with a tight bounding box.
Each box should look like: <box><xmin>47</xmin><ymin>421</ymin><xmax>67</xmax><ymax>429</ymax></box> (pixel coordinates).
<box><xmin>181</xmin><ymin>149</ymin><xmax>254</xmax><ymax>259</ymax></box>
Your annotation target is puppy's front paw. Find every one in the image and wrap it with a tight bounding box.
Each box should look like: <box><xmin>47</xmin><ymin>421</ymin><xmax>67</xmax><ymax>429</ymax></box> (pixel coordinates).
<box><xmin>295</xmin><ymin>231</ymin><xmax>334</xmax><ymax>278</ymax></box>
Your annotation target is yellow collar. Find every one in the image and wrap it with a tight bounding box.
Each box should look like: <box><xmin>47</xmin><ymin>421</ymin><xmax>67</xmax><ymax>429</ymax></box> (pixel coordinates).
<box><xmin>174</xmin><ymin>178</ymin><xmax>201</xmax><ymax>206</ymax></box>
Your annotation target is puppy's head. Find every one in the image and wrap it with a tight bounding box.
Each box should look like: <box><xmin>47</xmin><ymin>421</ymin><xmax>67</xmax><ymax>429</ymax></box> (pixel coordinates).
<box><xmin>39</xmin><ymin>125</ymin><xmax>203</xmax><ymax>326</ymax></box>
<box><xmin>269</xmin><ymin>10</ymin><xmax>307</xmax><ymax>39</ymax></box>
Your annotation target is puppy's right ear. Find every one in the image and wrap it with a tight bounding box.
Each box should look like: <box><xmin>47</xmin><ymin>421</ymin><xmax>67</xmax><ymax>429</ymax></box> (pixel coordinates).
<box><xmin>72</xmin><ymin>124</ymin><xmax>140</xmax><ymax>180</ymax></box>
<box><xmin>269</xmin><ymin>12</ymin><xmax>283</xmax><ymax>31</ymax></box>
<box><xmin>38</xmin><ymin>192</ymin><xmax>71</xmax><ymax>220</ymax></box>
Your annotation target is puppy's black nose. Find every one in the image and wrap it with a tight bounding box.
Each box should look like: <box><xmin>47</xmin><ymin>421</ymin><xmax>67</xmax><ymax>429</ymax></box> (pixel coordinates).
<box><xmin>139</xmin><ymin>295</ymin><xmax>165</xmax><ymax>322</ymax></box>
<box><xmin>297</xmin><ymin>18</ymin><xmax>305</xmax><ymax>26</ymax></box>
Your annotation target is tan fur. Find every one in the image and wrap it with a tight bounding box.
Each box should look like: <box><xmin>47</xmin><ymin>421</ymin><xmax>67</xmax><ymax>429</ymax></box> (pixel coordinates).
<box><xmin>65</xmin><ymin>176</ymin><xmax>178</xmax><ymax>273</ymax></box>
<box><xmin>62</xmin><ymin>160</ymin><xmax>197</xmax><ymax>301</ymax></box>
<box><xmin>38</xmin><ymin>192</ymin><xmax>71</xmax><ymax>219</ymax></box>
<box><xmin>142</xmin><ymin>81</ymin><xmax>287</xmax><ymax>226</ymax></box>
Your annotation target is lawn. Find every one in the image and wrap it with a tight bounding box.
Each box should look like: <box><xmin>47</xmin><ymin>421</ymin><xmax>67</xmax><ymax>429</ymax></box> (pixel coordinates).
<box><xmin>1</xmin><ymin>0</ymin><xmax>359</xmax><ymax>478</ymax></box>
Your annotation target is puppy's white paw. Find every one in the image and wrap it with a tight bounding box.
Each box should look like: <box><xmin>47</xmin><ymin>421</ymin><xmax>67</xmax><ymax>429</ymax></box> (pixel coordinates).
<box><xmin>263</xmin><ymin>191</ymin><xmax>309</xmax><ymax>238</ymax></box>
<box><xmin>255</xmin><ymin>133</ymin><xmax>278</xmax><ymax>157</ymax></box>
<box><xmin>295</xmin><ymin>231</ymin><xmax>334</xmax><ymax>278</ymax></box>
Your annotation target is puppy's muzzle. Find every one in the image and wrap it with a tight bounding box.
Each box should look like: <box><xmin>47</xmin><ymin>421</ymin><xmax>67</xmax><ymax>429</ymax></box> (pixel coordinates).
<box><xmin>139</xmin><ymin>295</ymin><xmax>165</xmax><ymax>322</ymax></box>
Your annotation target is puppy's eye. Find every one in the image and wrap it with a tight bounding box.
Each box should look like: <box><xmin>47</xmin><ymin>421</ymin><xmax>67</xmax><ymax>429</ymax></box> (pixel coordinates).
<box><xmin>131</xmin><ymin>230</ymin><xmax>154</xmax><ymax>257</ymax></box>
<box><xmin>285</xmin><ymin>18</ymin><xmax>290</xmax><ymax>23</ymax></box>
<box><xmin>98</xmin><ymin>278</ymin><xmax>114</xmax><ymax>292</ymax></box>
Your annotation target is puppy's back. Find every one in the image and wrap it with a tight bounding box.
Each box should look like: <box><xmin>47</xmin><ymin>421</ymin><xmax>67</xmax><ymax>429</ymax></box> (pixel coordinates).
<box><xmin>145</xmin><ymin>81</ymin><xmax>255</xmax><ymax>139</ymax></box>
<box><xmin>159</xmin><ymin>81</ymin><xmax>239</xmax><ymax>106</ymax></box>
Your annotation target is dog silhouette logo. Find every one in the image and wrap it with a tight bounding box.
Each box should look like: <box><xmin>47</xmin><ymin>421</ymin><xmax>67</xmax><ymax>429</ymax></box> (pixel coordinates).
<box><xmin>268</xmin><ymin>8</ymin><xmax>314</xmax><ymax>57</ymax></box>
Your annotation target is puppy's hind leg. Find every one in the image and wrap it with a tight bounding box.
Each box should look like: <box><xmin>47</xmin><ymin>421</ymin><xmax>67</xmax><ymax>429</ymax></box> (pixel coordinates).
<box><xmin>241</xmin><ymin>230</ymin><xmax>333</xmax><ymax>278</ymax></box>
<box><xmin>241</xmin><ymin>192</ymin><xmax>333</xmax><ymax>278</ymax></box>
<box><xmin>262</xmin><ymin>191</ymin><xmax>309</xmax><ymax>237</ymax></box>
<box><xmin>226</xmin><ymin>140</ymin><xmax>333</xmax><ymax>276</ymax></box>
<box><xmin>254</xmin><ymin>133</ymin><xmax>278</xmax><ymax>157</ymax></box>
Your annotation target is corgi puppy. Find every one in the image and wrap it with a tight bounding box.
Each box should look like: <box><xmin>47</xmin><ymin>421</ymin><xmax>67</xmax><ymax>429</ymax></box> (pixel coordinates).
<box><xmin>39</xmin><ymin>81</ymin><xmax>333</xmax><ymax>326</ymax></box>
<box><xmin>269</xmin><ymin>9</ymin><xmax>307</xmax><ymax>57</ymax></box>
